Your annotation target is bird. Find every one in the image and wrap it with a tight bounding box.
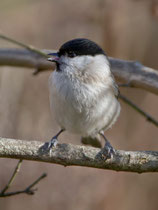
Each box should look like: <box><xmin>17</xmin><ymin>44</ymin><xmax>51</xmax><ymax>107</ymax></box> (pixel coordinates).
<box><xmin>45</xmin><ymin>38</ymin><xmax>121</xmax><ymax>158</ymax></box>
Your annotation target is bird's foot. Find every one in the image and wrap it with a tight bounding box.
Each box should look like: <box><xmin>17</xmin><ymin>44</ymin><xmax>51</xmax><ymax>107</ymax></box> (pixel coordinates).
<box><xmin>41</xmin><ymin>129</ymin><xmax>65</xmax><ymax>155</ymax></box>
<box><xmin>48</xmin><ymin>137</ymin><xmax>59</xmax><ymax>149</ymax></box>
<box><xmin>101</xmin><ymin>140</ymin><xmax>115</xmax><ymax>160</ymax></box>
<box><xmin>42</xmin><ymin>137</ymin><xmax>58</xmax><ymax>155</ymax></box>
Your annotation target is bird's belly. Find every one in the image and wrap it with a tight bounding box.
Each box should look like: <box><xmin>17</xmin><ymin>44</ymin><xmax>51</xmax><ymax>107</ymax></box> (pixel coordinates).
<box><xmin>50</xmin><ymin>80</ymin><xmax>120</xmax><ymax>136</ymax></box>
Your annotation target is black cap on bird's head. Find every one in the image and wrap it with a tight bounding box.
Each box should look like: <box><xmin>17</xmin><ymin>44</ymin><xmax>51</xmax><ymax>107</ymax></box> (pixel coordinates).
<box><xmin>59</xmin><ymin>38</ymin><xmax>105</xmax><ymax>57</ymax></box>
<box><xmin>48</xmin><ymin>38</ymin><xmax>105</xmax><ymax>62</ymax></box>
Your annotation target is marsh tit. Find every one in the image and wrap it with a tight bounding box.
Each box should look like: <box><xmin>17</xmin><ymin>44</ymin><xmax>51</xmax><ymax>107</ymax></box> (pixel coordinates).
<box><xmin>46</xmin><ymin>38</ymin><xmax>121</xmax><ymax>158</ymax></box>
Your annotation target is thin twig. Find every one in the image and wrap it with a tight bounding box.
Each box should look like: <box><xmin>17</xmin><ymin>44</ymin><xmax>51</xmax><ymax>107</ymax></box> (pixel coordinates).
<box><xmin>0</xmin><ymin>34</ymin><xmax>48</xmax><ymax>58</ymax></box>
<box><xmin>24</xmin><ymin>173</ymin><xmax>47</xmax><ymax>193</ymax></box>
<box><xmin>119</xmin><ymin>93</ymin><xmax>158</xmax><ymax>127</ymax></box>
<box><xmin>0</xmin><ymin>173</ymin><xmax>47</xmax><ymax>197</ymax></box>
<box><xmin>1</xmin><ymin>159</ymin><xmax>23</xmax><ymax>195</ymax></box>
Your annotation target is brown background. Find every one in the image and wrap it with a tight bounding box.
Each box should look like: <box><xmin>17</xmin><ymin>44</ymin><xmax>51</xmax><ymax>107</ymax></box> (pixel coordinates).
<box><xmin>0</xmin><ymin>0</ymin><xmax>158</xmax><ymax>209</ymax></box>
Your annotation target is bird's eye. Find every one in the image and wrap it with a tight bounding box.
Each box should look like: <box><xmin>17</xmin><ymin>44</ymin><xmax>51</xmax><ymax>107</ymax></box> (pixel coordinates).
<box><xmin>68</xmin><ymin>52</ymin><xmax>76</xmax><ymax>58</ymax></box>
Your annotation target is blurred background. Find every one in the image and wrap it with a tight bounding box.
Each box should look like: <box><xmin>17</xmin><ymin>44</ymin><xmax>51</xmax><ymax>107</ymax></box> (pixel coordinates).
<box><xmin>0</xmin><ymin>0</ymin><xmax>158</xmax><ymax>209</ymax></box>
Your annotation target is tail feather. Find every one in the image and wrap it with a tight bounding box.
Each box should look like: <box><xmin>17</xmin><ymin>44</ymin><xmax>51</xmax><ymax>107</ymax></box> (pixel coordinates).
<box><xmin>81</xmin><ymin>135</ymin><xmax>102</xmax><ymax>148</ymax></box>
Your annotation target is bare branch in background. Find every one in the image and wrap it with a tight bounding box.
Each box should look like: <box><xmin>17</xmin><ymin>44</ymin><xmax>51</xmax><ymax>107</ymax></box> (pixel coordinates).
<box><xmin>0</xmin><ymin>48</ymin><xmax>158</xmax><ymax>94</ymax></box>
<box><xmin>0</xmin><ymin>48</ymin><xmax>53</xmax><ymax>72</ymax></box>
<box><xmin>0</xmin><ymin>137</ymin><xmax>158</xmax><ymax>173</ymax></box>
<box><xmin>110</xmin><ymin>57</ymin><xmax>158</xmax><ymax>95</ymax></box>
<box><xmin>0</xmin><ymin>33</ymin><xmax>158</xmax><ymax>94</ymax></box>
<box><xmin>0</xmin><ymin>160</ymin><xmax>23</xmax><ymax>195</ymax></box>
<box><xmin>0</xmin><ymin>155</ymin><xmax>47</xmax><ymax>197</ymax></box>
<box><xmin>0</xmin><ymin>49</ymin><xmax>158</xmax><ymax>127</ymax></box>
<box><xmin>0</xmin><ymin>34</ymin><xmax>48</xmax><ymax>58</ymax></box>
<box><xmin>0</xmin><ymin>173</ymin><xmax>47</xmax><ymax>197</ymax></box>
<box><xmin>119</xmin><ymin>94</ymin><xmax>158</xmax><ymax>127</ymax></box>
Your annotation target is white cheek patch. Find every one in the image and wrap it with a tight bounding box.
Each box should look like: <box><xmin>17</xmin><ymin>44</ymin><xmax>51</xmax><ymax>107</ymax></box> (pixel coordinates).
<box><xmin>58</xmin><ymin>54</ymin><xmax>110</xmax><ymax>81</ymax></box>
<box><xmin>72</xmin><ymin>56</ymin><xmax>93</xmax><ymax>70</ymax></box>
<box><xmin>59</xmin><ymin>55</ymin><xmax>93</xmax><ymax>72</ymax></box>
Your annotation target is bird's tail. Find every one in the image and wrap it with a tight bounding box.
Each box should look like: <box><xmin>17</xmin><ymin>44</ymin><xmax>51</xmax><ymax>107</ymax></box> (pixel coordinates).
<box><xmin>81</xmin><ymin>134</ymin><xmax>102</xmax><ymax>148</ymax></box>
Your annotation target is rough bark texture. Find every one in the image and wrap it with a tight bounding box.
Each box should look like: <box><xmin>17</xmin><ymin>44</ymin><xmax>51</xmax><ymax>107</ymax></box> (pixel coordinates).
<box><xmin>1</xmin><ymin>137</ymin><xmax>158</xmax><ymax>173</ymax></box>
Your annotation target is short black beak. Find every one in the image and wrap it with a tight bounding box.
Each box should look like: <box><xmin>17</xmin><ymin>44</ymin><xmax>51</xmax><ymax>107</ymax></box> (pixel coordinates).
<box><xmin>47</xmin><ymin>52</ymin><xmax>59</xmax><ymax>62</ymax></box>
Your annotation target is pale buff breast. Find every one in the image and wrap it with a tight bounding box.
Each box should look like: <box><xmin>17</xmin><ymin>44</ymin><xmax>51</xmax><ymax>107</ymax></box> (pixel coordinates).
<box><xmin>49</xmin><ymin>71</ymin><xmax>120</xmax><ymax>136</ymax></box>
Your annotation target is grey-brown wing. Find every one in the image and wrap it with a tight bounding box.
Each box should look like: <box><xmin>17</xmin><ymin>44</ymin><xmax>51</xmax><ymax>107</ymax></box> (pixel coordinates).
<box><xmin>111</xmin><ymin>73</ymin><xmax>120</xmax><ymax>98</ymax></box>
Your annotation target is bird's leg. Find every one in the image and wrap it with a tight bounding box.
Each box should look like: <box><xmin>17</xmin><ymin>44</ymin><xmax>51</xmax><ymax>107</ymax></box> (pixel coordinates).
<box><xmin>99</xmin><ymin>131</ymin><xmax>115</xmax><ymax>159</ymax></box>
<box><xmin>45</xmin><ymin>129</ymin><xmax>65</xmax><ymax>151</ymax></box>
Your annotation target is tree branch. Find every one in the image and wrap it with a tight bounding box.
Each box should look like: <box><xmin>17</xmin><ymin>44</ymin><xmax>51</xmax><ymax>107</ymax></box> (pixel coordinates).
<box><xmin>110</xmin><ymin>57</ymin><xmax>158</xmax><ymax>95</ymax></box>
<box><xmin>0</xmin><ymin>137</ymin><xmax>158</xmax><ymax>173</ymax></box>
<box><xmin>1</xmin><ymin>48</ymin><xmax>158</xmax><ymax>127</ymax></box>
<box><xmin>1</xmin><ymin>160</ymin><xmax>23</xmax><ymax>195</ymax></box>
<box><xmin>0</xmin><ymin>33</ymin><xmax>158</xmax><ymax>93</ymax></box>
<box><xmin>0</xmin><ymin>173</ymin><xmax>47</xmax><ymax>197</ymax></box>
<box><xmin>0</xmin><ymin>48</ymin><xmax>53</xmax><ymax>72</ymax></box>
<box><xmin>0</xmin><ymin>34</ymin><xmax>48</xmax><ymax>58</ymax></box>
<box><xmin>0</xmin><ymin>48</ymin><xmax>158</xmax><ymax>94</ymax></box>
<box><xmin>119</xmin><ymin>94</ymin><xmax>158</xmax><ymax>127</ymax></box>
